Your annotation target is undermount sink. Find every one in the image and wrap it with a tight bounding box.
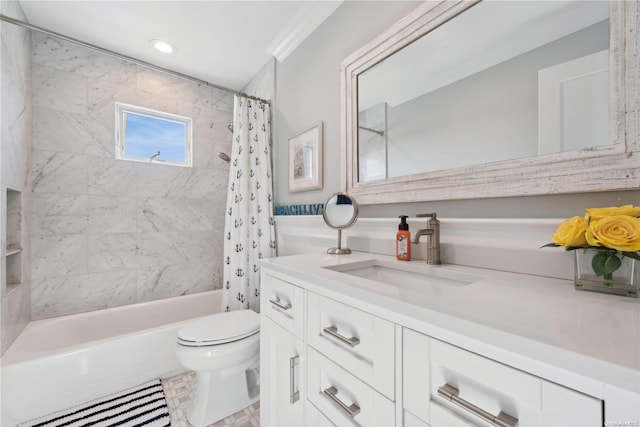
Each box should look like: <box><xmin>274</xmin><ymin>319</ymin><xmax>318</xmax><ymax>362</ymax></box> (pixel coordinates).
<box><xmin>324</xmin><ymin>259</ymin><xmax>484</xmax><ymax>292</ymax></box>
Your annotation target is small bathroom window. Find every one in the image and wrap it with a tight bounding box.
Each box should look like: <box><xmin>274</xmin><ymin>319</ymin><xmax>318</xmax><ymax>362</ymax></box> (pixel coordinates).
<box><xmin>115</xmin><ymin>102</ymin><xmax>193</xmax><ymax>167</ymax></box>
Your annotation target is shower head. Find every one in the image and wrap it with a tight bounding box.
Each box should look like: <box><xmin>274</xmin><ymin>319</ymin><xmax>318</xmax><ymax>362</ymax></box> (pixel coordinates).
<box><xmin>217</xmin><ymin>152</ymin><xmax>231</xmax><ymax>162</ymax></box>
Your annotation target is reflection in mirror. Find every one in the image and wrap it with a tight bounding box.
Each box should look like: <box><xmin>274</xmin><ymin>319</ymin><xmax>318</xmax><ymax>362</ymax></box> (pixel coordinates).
<box><xmin>323</xmin><ymin>192</ymin><xmax>359</xmax><ymax>255</ymax></box>
<box><xmin>357</xmin><ymin>1</ymin><xmax>609</xmax><ymax>182</ymax></box>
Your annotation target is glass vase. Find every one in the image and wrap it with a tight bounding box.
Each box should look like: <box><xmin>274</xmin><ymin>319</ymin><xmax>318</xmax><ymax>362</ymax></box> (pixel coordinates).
<box><xmin>574</xmin><ymin>249</ymin><xmax>638</xmax><ymax>297</ymax></box>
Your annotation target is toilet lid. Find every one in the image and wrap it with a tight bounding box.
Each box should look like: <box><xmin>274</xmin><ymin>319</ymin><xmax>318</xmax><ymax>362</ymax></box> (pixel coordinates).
<box><xmin>177</xmin><ymin>309</ymin><xmax>260</xmax><ymax>346</ymax></box>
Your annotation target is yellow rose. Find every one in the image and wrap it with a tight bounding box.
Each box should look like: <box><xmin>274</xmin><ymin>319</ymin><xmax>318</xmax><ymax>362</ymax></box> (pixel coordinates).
<box><xmin>552</xmin><ymin>216</ymin><xmax>588</xmax><ymax>248</ymax></box>
<box><xmin>586</xmin><ymin>215</ymin><xmax>640</xmax><ymax>252</ymax></box>
<box><xmin>586</xmin><ymin>205</ymin><xmax>640</xmax><ymax>220</ymax></box>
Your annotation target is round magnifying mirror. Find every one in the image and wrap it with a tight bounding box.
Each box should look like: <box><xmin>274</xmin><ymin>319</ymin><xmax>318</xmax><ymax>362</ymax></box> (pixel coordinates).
<box><xmin>322</xmin><ymin>192</ymin><xmax>359</xmax><ymax>254</ymax></box>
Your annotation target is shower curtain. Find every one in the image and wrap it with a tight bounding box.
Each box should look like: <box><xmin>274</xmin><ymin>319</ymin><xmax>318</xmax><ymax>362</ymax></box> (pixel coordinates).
<box><xmin>222</xmin><ymin>95</ymin><xmax>276</xmax><ymax>312</ymax></box>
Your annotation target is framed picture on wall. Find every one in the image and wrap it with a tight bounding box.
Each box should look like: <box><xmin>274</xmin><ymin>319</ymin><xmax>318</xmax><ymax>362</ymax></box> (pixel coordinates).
<box><xmin>288</xmin><ymin>122</ymin><xmax>323</xmax><ymax>193</ymax></box>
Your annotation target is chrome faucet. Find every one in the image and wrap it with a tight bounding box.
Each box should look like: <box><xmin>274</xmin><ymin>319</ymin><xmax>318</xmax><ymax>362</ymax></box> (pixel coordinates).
<box><xmin>412</xmin><ymin>213</ymin><xmax>441</xmax><ymax>265</ymax></box>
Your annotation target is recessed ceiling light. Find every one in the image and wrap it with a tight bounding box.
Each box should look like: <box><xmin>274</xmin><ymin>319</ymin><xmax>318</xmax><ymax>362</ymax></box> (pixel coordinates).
<box><xmin>150</xmin><ymin>39</ymin><xmax>176</xmax><ymax>54</ymax></box>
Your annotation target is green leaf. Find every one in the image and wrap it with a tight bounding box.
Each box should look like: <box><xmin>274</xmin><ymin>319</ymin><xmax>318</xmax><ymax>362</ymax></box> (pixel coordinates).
<box><xmin>622</xmin><ymin>251</ymin><xmax>640</xmax><ymax>261</ymax></box>
<box><xmin>591</xmin><ymin>252</ymin><xmax>622</xmax><ymax>277</ymax></box>
<box><xmin>540</xmin><ymin>243</ymin><xmax>584</xmax><ymax>251</ymax></box>
<box><xmin>541</xmin><ymin>243</ymin><xmax>560</xmax><ymax>248</ymax></box>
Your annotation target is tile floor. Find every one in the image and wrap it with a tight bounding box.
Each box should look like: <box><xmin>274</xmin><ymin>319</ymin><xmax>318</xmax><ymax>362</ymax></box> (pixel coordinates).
<box><xmin>162</xmin><ymin>371</ymin><xmax>260</xmax><ymax>427</ymax></box>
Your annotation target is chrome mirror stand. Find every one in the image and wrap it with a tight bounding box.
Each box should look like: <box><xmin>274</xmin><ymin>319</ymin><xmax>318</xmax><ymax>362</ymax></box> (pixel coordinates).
<box><xmin>322</xmin><ymin>192</ymin><xmax>359</xmax><ymax>255</ymax></box>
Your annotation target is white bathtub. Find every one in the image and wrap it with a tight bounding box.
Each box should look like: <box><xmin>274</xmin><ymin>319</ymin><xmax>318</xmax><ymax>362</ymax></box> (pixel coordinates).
<box><xmin>0</xmin><ymin>290</ymin><xmax>221</xmax><ymax>426</ymax></box>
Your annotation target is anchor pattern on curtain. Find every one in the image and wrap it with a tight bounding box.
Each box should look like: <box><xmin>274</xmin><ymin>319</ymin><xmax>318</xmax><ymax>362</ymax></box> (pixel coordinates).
<box><xmin>222</xmin><ymin>96</ymin><xmax>276</xmax><ymax>312</ymax></box>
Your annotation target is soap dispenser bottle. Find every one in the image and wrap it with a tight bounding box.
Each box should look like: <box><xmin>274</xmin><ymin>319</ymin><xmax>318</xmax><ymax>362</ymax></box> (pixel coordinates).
<box><xmin>396</xmin><ymin>215</ymin><xmax>411</xmax><ymax>261</ymax></box>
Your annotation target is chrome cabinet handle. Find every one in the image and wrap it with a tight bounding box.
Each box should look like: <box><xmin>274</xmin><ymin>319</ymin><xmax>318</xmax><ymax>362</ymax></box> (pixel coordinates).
<box><xmin>323</xmin><ymin>386</ymin><xmax>360</xmax><ymax>417</ymax></box>
<box><xmin>438</xmin><ymin>384</ymin><xmax>518</xmax><ymax>427</ymax></box>
<box><xmin>289</xmin><ymin>355</ymin><xmax>300</xmax><ymax>403</ymax></box>
<box><xmin>269</xmin><ymin>297</ymin><xmax>291</xmax><ymax>311</ymax></box>
<box><xmin>322</xmin><ymin>326</ymin><xmax>360</xmax><ymax>347</ymax></box>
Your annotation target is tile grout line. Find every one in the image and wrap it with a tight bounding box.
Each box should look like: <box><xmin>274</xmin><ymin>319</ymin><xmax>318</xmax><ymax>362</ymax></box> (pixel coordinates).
<box><xmin>161</xmin><ymin>370</ymin><xmax>260</xmax><ymax>427</ymax></box>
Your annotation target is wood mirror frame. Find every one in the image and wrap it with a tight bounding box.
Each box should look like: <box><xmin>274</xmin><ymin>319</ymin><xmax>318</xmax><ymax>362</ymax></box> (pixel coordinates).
<box><xmin>340</xmin><ymin>1</ymin><xmax>639</xmax><ymax>205</ymax></box>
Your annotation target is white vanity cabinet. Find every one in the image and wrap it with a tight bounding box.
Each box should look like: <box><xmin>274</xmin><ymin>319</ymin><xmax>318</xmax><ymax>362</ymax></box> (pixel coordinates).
<box><xmin>259</xmin><ymin>254</ymin><xmax>640</xmax><ymax>427</ymax></box>
<box><xmin>306</xmin><ymin>293</ymin><xmax>396</xmax><ymax>426</ymax></box>
<box><xmin>260</xmin><ymin>274</ymin><xmax>305</xmax><ymax>427</ymax></box>
<box><xmin>307</xmin><ymin>293</ymin><xmax>395</xmax><ymax>399</ymax></box>
<box><xmin>307</xmin><ymin>347</ymin><xmax>395</xmax><ymax>426</ymax></box>
<box><xmin>403</xmin><ymin>328</ymin><xmax>432</xmax><ymax>426</ymax></box>
<box><xmin>306</xmin><ymin>399</ymin><xmax>336</xmax><ymax>426</ymax></box>
<box><xmin>403</xmin><ymin>328</ymin><xmax>602</xmax><ymax>426</ymax></box>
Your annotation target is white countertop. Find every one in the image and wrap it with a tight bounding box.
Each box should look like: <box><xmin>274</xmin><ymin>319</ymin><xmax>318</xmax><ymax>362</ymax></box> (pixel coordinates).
<box><xmin>260</xmin><ymin>252</ymin><xmax>640</xmax><ymax>398</ymax></box>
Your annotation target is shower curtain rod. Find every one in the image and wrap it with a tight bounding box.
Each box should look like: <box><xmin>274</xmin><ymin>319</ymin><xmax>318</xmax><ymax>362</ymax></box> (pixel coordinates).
<box><xmin>0</xmin><ymin>14</ymin><xmax>271</xmax><ymax>105</ymax></box>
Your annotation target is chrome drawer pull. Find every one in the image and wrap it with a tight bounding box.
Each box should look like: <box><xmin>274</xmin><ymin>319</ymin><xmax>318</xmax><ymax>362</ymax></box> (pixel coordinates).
<box><xmin>323</xmin><ymin>386</ymin><xmax>360</xmax><ymax>417</ymax></box>
<box><xmin>322</xmin><ymin>326</ymin><xmax>360</xmax><ymax>347</ymax></box>
<box><xmin>289</xmin><ymin>355</ymin><xmax>300</xmax><ymax>403</ymax></box>
<box><xmin>438</xmin><ymin>384</ymin><xmax>518</xmax><ymax>427</ymax></box>
<box><xmin>269</xmin><ymin>297</ymin><xmax>291</xmax><ymax>311</ymax></box>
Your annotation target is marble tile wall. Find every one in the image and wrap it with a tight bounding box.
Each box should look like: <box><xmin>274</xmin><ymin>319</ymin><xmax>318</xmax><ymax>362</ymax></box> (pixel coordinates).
<box><xmin>29</xmin><ymin>32</ymin><xmax>233</xmax><ymax>320</ymax></box>
<box><xmin>1</xmin><ymin>0</ymin><xmax>33</xmax><ymax>355</ymax></box>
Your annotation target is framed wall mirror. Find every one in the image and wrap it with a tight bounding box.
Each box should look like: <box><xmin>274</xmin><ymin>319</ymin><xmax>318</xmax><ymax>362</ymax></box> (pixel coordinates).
<box><xmin>341</xmin><ymin>1</ymin><xmax>639</xmax><ymax>205</ymax></box>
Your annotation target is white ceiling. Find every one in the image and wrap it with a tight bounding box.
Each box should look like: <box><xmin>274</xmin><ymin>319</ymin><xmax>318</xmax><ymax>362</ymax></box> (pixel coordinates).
<box><xmin>15</xmin><ymin>0</ymin><xmax>343</xmax><ymax>91</ymax></box>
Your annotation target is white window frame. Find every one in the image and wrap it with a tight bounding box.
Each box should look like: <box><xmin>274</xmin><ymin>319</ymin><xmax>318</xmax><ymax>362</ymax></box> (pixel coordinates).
<box><xmin>115</xmin><ymin>102</ymin><xmax>193</xmax><ymax>167</ymax></box>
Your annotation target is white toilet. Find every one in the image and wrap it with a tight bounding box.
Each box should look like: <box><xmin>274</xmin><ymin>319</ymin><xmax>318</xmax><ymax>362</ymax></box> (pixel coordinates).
<box><xmin>175</xmin><ymin>309</ymin><xmax>260</xmax><ymax>427</ymax></box>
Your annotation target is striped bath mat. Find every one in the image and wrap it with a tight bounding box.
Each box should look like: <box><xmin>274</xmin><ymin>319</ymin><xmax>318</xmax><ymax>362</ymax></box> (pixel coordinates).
<box><xmin>18</xmin><ymin>379</ymin><xmax>170</xmax><ymax>427</ymax></box>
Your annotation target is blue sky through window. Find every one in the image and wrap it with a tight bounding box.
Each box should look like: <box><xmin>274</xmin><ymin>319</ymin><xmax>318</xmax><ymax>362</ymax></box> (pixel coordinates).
<box><xmin>124</xmin><ymin>112</ymin><xmax>187</xmax><ymax>163</ymax></box>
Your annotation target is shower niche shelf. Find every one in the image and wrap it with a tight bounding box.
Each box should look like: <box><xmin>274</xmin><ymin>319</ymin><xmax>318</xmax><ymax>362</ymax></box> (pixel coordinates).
<box><xmin>5</xmin><ymin>188</ymin><xmax>23</xmax><ymax>293</ymax></box>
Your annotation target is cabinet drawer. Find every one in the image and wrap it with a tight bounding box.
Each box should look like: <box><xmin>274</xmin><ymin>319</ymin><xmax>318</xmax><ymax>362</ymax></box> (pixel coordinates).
<box><xmin>307</xmin><ymin>293</ymin><xmax>395</xmax><ymax>399</ymax></box>
<box><xmin>306</xmin><ymin>400</ymin><xmax>336</xmax><ymax>427</ymax></box>
<box><xmin>262</xmin><ymin>274</ymin><xmax>304</xmax><ymax>339</ymax></box>
<box><xmin>428</xmin><ymin>401</ymin><xmax>473</xmax><ymax>427</ymax></box>
<box><xmin>430</xmin><ymin>339</ymin><xmax>602</xmax><ymax>426</ymax></box>
<box><xmin>404</xmin><ymin>409</ymin><xmax>430</xmax><ymax>427</ymax></box>
<box><xmin>307</xmin><ymin>347</ymin><xmax>395</xmax><ymax>427</ymax></box>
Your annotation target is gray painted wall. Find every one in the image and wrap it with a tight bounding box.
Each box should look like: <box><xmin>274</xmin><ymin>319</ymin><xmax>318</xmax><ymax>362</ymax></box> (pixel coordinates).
<box><xmin>273</xmin><ymin>1</ymin><xmax>421</xmax><ymax>207</ymax></box>
<box><xmin>242</xmin><ymin>57</ymin><xmax>275</xmax><ymax>102</ymax></box>
<box><xmin>274</xmin><ymin>1</ymin><xmax>639</xmax><ymax>218</ymax></box>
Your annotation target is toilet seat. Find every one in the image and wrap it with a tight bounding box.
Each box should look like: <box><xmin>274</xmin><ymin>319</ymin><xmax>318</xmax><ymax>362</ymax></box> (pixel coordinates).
<box><xmin>177</xmin><ymin>309</ymin><xmax>260</xmax><ymax>347</ymax></box>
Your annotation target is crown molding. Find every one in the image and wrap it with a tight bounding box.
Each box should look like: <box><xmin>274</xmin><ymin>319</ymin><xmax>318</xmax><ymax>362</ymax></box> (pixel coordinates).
<box><xmin>266</xmin><ymin>1</ymin><xmax>344</xmax><ymax>62</ymax></box>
